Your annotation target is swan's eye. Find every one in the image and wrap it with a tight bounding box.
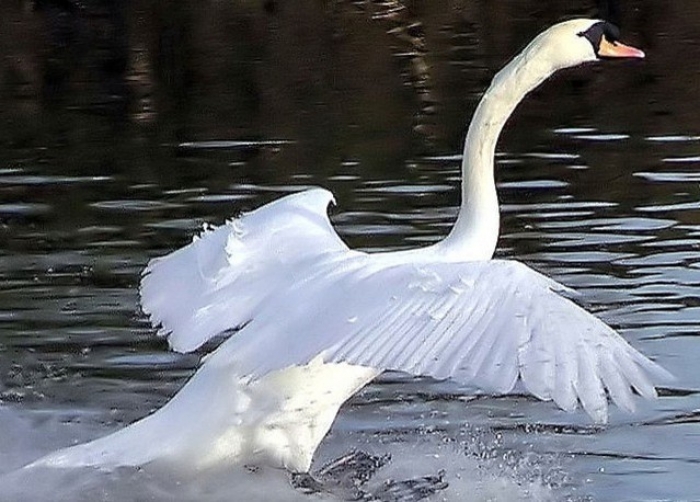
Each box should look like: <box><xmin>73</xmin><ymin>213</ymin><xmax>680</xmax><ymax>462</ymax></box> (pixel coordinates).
<box><xmin>577</xmin><ymin>21</ymin><xmax>620</xmax><ymax>57</ymax></box>
<box><xmin>603</xmin><ymin>23</ymin><xmax>621</xmax><ymax>43</ymax></box>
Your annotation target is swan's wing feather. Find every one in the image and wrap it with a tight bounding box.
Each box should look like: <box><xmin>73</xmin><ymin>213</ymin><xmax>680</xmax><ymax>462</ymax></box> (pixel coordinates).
<box><xmin>212</xmin><ymin>258</ymin><xmax>670</xmax><ymax>423</ymax></box>
<box><xmin>139</xmin><ymin>188</ymin><xmax>351</xmax><ymax>352</ymax></box>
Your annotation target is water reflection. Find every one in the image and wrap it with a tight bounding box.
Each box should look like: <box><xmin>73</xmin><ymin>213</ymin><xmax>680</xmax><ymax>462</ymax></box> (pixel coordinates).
<box><xmin>1</xmin><ymin>1</ymin><xmax>700</xmax><ymax>501</ymax></box>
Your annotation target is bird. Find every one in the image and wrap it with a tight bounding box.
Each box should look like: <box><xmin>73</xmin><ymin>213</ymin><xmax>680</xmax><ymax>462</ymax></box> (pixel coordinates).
<box><xmin>26</xmin><ymin>18</ymin><xmax>671</xmax><ymax>476</ymax></box>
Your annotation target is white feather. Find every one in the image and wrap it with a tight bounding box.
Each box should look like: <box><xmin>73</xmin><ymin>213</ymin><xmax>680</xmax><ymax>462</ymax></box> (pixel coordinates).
<box><xmin>199</xmin><ymin>254</ymin><xmax>670</xmax><ymax>425</ymax></box>
<box><xmin>140</xmin><ymin>188</ymin><xmax>351</xmax><ymax>353</ymax></box>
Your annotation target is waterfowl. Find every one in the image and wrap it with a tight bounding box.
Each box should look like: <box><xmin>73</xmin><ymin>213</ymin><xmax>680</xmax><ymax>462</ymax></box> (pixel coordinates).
<box><xmin>28</xmin><ymin>18</ymin><xmax>669</xmax><ymax>475</ymax></box>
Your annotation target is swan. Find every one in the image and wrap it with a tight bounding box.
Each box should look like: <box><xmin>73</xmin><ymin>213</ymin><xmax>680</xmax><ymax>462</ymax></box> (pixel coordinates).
<box><xmin>27</xmin><ymin>19</ymin><xmax>671</xmax><ymax>475</ymax></box>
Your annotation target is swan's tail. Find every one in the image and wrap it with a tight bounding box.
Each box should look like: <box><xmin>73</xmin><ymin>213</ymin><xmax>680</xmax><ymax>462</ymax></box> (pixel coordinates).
<box><xmin>25</xmin><ymin>357</ymin><xmax>379</xmax><ymax>474</ymax></box>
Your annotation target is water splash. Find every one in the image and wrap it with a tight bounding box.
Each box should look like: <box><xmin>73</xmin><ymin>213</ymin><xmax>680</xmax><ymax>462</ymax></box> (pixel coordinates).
<box><xmin>0</xmin><ymin>406</ymin><xmax>583</xmax><ymax>502</ymax></box>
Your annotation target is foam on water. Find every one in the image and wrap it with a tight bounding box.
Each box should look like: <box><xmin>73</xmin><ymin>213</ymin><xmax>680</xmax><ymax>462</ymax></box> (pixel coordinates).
<box><xmin>0</xmin><ymin>406</ymin><xmax>579</xmax><ymax>502</ymax></box>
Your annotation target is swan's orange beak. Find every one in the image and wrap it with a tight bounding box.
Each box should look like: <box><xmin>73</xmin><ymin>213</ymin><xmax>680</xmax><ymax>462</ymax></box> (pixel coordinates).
<box><xmin>598</xmin><ymin>37</ymin><xmax>645</xmax><ymax>59</ymax></box>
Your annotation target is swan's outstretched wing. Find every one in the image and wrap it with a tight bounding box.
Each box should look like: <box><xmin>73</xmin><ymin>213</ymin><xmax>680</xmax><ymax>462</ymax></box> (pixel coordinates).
<box><xmin>206</xmin><ymin>258</ymin><xmax>671</xmax><ymax>423</ymax></box>
<box><xmin>140</xmin><ymin>187</ymin><xmax>670</xmax><ymax>422</ymax></box>
<box><xmin>140</xmin><ymin>188</ymin><xmax>354</xmax><ymax>352</ymax></box>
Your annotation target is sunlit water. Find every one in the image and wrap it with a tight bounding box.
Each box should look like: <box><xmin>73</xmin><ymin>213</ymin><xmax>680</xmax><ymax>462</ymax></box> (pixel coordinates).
<box><xmin>1</xmin><ymin>3</ymin><xmax>700</xmax><ymax>501</ymax></box>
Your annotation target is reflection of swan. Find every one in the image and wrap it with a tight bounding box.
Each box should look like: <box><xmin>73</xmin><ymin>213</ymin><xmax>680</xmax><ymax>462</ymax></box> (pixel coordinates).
<box><xmin>29</xmin><ymin>19</ymin><xmax>669</xmax><ymax>474</ymax></box>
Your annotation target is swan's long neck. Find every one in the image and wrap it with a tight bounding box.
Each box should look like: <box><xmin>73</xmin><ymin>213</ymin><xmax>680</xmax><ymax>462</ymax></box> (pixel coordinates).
<box><xmin>439</xmin><ymin>42</ymin><xmax>558</xmax><ymax>260</ymax></box>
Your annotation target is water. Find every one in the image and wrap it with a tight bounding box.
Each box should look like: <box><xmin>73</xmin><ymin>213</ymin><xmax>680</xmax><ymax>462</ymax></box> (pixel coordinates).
<box><xmin>1</xmin><ymin>1</ymin><xmax>699</xmax><ymax>500</ymax></box>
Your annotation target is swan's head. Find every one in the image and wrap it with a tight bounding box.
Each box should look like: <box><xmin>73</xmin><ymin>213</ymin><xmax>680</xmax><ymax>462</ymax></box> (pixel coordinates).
<box><xmin>525</xmin><ymin>19</ymin><xmax>645</xmax><ymax>72</ymax></box>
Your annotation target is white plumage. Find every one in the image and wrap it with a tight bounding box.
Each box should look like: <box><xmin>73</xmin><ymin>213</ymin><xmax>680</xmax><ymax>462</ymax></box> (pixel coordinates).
<box><xmin>27</xmin><ymin>19</ymin><xmax>670</xmax><ymax>475</ymax></box>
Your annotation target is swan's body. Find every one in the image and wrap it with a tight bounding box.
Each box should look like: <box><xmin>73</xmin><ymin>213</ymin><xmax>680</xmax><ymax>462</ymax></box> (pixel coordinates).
<box><xmin>27</xmin><ymin>19</ymin><xmax>669</xmax><ymax>474</ymax></box>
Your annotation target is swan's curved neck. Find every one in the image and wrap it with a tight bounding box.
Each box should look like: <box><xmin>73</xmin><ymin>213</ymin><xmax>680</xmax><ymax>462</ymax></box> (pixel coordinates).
<box><xmin>439</xmin><ymin>47</ymin><xmax>555</xmax><ymax>260</ymax></box>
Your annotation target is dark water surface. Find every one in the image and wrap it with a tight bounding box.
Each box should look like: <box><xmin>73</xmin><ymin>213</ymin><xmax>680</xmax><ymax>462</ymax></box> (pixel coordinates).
<box><xmin>1</xmin><ymin>1</ymin><xmax>699</xmax><ymax>500</ymax></box>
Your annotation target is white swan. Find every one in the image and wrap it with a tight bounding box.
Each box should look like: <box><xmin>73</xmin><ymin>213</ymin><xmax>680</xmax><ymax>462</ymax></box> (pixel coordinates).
<box><xmin>28</xmin><ymin>19</ymin><xmax>670</xmax><ymax>475</ymax></box>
